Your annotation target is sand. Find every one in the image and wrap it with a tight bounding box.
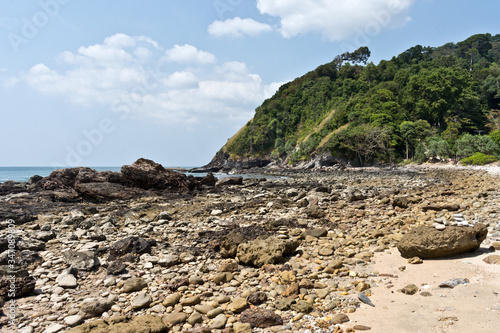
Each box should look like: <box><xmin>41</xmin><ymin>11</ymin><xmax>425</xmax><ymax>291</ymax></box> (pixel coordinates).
<box><xmin>347</xmin><ymin>246</ymin><xmax>500</xmax><ymax>333</ymax></box>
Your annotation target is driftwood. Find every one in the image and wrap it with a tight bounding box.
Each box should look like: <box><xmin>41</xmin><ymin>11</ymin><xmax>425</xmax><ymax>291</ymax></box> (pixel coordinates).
<box><xmin>422</xmin><ymin>204</ymin><xmax>460</xmax><ymax>212</ymax></box>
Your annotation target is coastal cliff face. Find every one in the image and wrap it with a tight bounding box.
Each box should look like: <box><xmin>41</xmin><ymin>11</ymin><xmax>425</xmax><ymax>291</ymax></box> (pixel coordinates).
<box><xmin>202</xmin><ymin>33</ymin><xmax>500</xmax><ymax>169</ymax></box>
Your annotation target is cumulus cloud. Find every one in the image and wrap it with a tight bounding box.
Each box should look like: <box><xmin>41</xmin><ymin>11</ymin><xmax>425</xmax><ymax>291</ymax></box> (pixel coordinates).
<box><xmin>208</xmin><ymin>17</ymin><xmax>273</xmax><ymax>37</ymax></box>
<box><xmin>164</xmin><ymin>44</ymin><xmax>216</xmax><ymax>65</ymax></box>
<box><xmin>256</xmin><ymin>0</ymin><xmax>415</xmax><ymax>41</ymax></box>
<box><xmin>15</xmin><ymin>34</ymin><xmax>281</xmax><ymax>126</ymax></box>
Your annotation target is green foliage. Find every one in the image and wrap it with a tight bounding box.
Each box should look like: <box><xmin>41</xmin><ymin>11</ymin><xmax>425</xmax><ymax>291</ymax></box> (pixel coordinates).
<box><xmin>460</xmin><ymin>152</ymin><xmax>498</xmax><ymax>165</ymax></box>
<box><xmin>455</xmin><ymin>134</ymin><xmax>500</xmax><ymax>158</ymax></box>
<box><xmin>221</xmin><ymin>33</ymin><xmax>500</xmax><ymax>164</ymax></box>
<box><xmin>489</xmin><ymin>130</ymin><xmax>500</xmax><ymax>145</ymax></box>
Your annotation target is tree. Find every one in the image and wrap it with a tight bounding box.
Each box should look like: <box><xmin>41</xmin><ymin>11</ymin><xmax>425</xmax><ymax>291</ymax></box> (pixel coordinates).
<box><xmin>334</xmin><ymin>46</ymin><xmax>371</xmax><ymax>69</ymax></box>
<box><xmin>400</xmin><ymin>121</ymin><xmax>416</xmax><ymax>159</ymax></box>
<box><xmin>486</xmin><ymin>109</ymin><xmax>500</xmax><ymax>131</ymax></box>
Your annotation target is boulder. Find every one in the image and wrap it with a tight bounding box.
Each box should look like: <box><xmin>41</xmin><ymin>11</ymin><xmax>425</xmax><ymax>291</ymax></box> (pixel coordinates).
<box><xmin>78</xmin><ymin>298</ymin><xmax>114</xmax><ymax>319</ymax></box>
<box><xmin>68</xmin><ymin>315</ymin><xmax>168</xmax><ymax>333</ymax></box>
<box><xmin>0</xmin><ymin>267</ymin><xmax>35</xmax><ymax>299</ymax></box>
<box><xmin>63</xmin><ymin>250</ymin><xmax>98</xmax><ymax>271</ymax></box>
<box><xmin>109</xmin><ymin>237</ymin><xmax>152</xmax><ymax>260</ymax></box>
<box><xmin>397</xmin><ymin>224</ymin><xmax>488</xmax><ymax>259</ymax></box>
<box><xmin>236</xmin><ymin>237</ymin><xmax>299</xmax><ymax>267</ymax></box>
<box><xmin>240</xmin><ymin>308</ymin><xmax>283</xmax><ymax>328</ymax></box>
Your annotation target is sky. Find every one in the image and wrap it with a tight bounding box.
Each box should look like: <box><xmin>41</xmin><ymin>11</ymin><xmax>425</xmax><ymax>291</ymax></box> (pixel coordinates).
<box><xmin>0</xmin><ymin>0</ymin><xmax>499</xmax><ymax>167</ymax></box>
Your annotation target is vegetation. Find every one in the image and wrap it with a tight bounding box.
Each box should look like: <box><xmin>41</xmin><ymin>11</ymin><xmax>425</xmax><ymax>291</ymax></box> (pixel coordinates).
<box><xmin>461</xmin><ymin>152</ymin><xmax>498</xmax><ymax>165</ymax></box>
<box><xmin>222</xmin><ymin>33</ymin><xmax>500</xmax><ymax>165</ymax></box>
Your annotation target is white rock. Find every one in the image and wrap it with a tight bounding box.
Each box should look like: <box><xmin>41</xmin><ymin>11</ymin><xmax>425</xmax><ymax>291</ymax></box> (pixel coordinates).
<box><xmin>43</xmin><ymin>323</ymin><xmax>65</xmax><ymax>333</ymax></box>
<box><xmin>65</xmin><ymin>314</ymin><xmax>84</xmax><ymax>327</ymax></box>
<box><xmin>56</xmin><ymin>273</ymin><xmax>77</xmax><ymax>288</ymax></box>
<box><xmin>435</xmin><ymin>224</ymin><xmax>446</xmax><ymax>231</ymax></box>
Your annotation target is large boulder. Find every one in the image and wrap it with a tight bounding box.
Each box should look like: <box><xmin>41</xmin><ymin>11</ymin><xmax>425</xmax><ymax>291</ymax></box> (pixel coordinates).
<box><xmin>236</xmin><ymin>236</ymin><xmax>299</xmax><ymax>267</ymax></box>
<box><xmin>397</xmin><ymin>224</ymin><xmax>488</xmax><ymax>259</ymax></box>
<box><xmin>68</xmin><ymin>315</ymin><xmax>168</xmax><ymax>333</ymax></box>
<box><xmin>119</xmin><ymin>158</ymin><xmax>193</xmax><ymax>192</ymax></box>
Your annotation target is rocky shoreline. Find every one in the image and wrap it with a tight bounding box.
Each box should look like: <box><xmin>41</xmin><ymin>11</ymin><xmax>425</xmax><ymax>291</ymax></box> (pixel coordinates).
<box><xmin>1</xmin><ymin>159</ymin><xmax>499</xmax><ymax>333</ymax></box>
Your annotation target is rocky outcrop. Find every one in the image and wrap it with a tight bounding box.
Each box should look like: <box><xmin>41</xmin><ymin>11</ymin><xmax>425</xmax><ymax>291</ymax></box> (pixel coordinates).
<box><xmin>236</xmin><ymin>236</ymin><xmax>300</xmax><ymax>267</ymax></box>
<box><xmin>34</xmin><ymin>158</ymin><xmax>198</xmax><ymax>202</ymax></box>
<box><xmin>191</xmin><ymin>150</ymin><xmax>271</xmax><ymax>173</ymax></box>
<box><xmin>397</xmin><ymin>224</ymin><xmax>488</xmax><ymax>259</ymax></box>
<box><xmin>68</xmin><ymin>315</ymin><xmax>168</xmax><ymax>333</ymax></box>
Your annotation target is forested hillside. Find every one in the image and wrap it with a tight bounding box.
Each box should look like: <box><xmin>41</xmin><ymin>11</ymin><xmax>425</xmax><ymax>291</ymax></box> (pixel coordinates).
<box><xmin>217</xmin><ymin>33</ymin><xmax>500</xmax><ymax>166</ymax></box>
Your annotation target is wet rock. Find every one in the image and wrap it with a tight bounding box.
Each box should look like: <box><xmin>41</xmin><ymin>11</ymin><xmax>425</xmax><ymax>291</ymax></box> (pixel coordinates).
<box><xmin>236</xmin><ymin>236</ymin><xmax>299</xmax><ymax>267</ymax></box>
<box><xmin>397</xmin><ymin>224</ymin><xmax>488</xmax><ymax>259</ymax></box>
<box><xmin>240</xmin><ymin>308</ymin><xmax>283</xmax><ymax>328</ymax></box>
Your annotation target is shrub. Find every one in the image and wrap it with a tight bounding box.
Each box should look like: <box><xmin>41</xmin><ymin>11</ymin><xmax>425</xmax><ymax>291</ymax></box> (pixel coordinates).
<box><xmin>460</xmin><ymin>152</ymin><xmax>498</xmax><ymax>165</ymax></box>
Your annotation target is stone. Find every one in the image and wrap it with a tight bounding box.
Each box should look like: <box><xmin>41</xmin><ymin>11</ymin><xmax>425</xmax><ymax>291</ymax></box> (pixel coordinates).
<box><xmin>290</xmin><ymin>299</ymin><xmax>313</xmax><ymax>313</ymax></box>
<box><xmin>399</xmin><ymin>284</ymin><xmax>419</xmax><ymax>295</ymax></box>
<box><xmin>163</xmin><ymin>292</ymin><xmax>181</xmax><ymax>306</ymax></box>
<box><xmin>240</xmin><ymin>308</ymin><xmax>283</xmax><ymax>328</ymax></box>
<box><xmin>233</xmin><ymin>322</ymin><xmax>253</xmax><ymax>333</ymax></box>
<box><xmin>210</xmin><ymin>313</ymin><xmax>227</xmax><ymax>329</ymax></box>
<box><xmin>236</xmin><ymin>236</ymin><xmax>299</xmax><ymax>267</ymax></box>
<box><xmin>0</xmin><ymin>268</ymin><xmax>35</xmax><ymax>299</ymax></box>
<box><xmin>483</xmin><ymin>255</ymin><xmax>500</xmax><ymax>265</ymax></box>
<box><xmin>248</xmin><ymin>291</ymin><xmax>267</xmax><ymax>305</ymax></box>
<box><xmin>353</xmin><ymin>325</ymin><xmax>371</xmax><ymax>331</ymax></box>
<box><xmin>218</xmin><ymin>259</ymin><xmax>239</xmax><ymax>272</ymax></box>
<box><xmin>109</xmin><ymin>236</ymin><xmax>152</xmax><ymax>260</ymax></box>
<box><xmin>438</xmin><ymin>278</ymin><xmax>469</xmax><ymax>288</ymax></box>
<box><xmin>68</xmin><ymin>315</ymin><xmax>168</xmax><ymax>333</ymax></box>
<box><xmin>63</xmin><ymin>250</ymin><xmax>97</xmax><ymax>271</ymax></box>
<box><xmin>56</xmin><ymin>273</ymin><xmax>78</xmax><ymax>288</ymax></box>
<box><xmin>305</xmin><ymin>228</ymin><xmax>328</xmax><ymax>238</ymax></box>
<box><xmin>158</xmin><ymin>254</ymin><xmax>179</xmax><ymax>267</ymax></box>
<box><xmin>181</xmin><ymin>295</ymin><xmax>201</xmax><ymax>306</ymax></box>
<box><xmin>78</xmin><ymin>298</ymin><xmax>114</xmax><ymax>319</ymax></box>
<box><xmin>207</xmin><ymin>308</ymin><xmax>225</xmax><ymax>319</ymax></box>
<box><xmin>180</xmin><ymin>252</ymin><xmax>195</xmax><ymax>263</ymax></box>
<box><xmin>213</xmin><ymin>272</ymin><xmax>233</xmax><ymax>284</ymax></box>
<box><xmin>107</xmin><ymin>260</ymin><xmax>127</xmax><ymax>275</ymax></box>
<box><xmin>188</xmin><ymin>312</ymin><xmax>203</xmax><ymax>325</ymax></box>
<box><xmin>194</xmin><ymin>304</ymin><xmax>215</xmax><ymax>314</ymax></box>
<box><xmin>318</xmin><ymin>247</ymin><xmax>334</xmax><ymax>256</ymax></box>
<box><xmin>305</xmin><ymin>205</ymin><xmax>326</xmax><ymax>218</ymax></box>
<box><xmin>397</xmin><ymin>224</ymin><xmax>488</xmax><ymax>259</ymax></box>
<box><xmin>227</xmin><ymin>297</ymin><xmax>248</xmax><ymax>313</ymax></box>
<box><xmin>44</xmin><ymin>323</ymin><xmax>66</xmax><ymax>333</ymax></box>
<box><xmin>163</xmin><ymin>312</ymin><xmax>188</xmax><ymax>326</ymax></box>
<box><xmin>65</xmin><ymin>314</ymin><xmax>84</xmax><ymax>327</ymax></box>
<box><xmin>123</xmin><ymin>277</ymin><xmax>147</xmax><ymax>293</ymax></box>
<box><xmin>131</xmin><ymin>292</ymin><xmax>152</xmax><ymax>309</ymax></box>
<box><xmin>331</xmin><ymin>313</ymin><xmax>350</xmax><ymax>324</ymax></box>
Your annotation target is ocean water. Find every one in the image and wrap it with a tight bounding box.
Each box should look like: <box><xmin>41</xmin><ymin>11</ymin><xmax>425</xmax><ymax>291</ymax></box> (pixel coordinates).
<box><xmin>0</xmin><ymin>166</ymin><xmax>275</xmax><ymax>183</ymax></box>
<box><xmin>0</xmin><ymin>166</ymin><xmax>122</xmax><ymax>183</ymax></box>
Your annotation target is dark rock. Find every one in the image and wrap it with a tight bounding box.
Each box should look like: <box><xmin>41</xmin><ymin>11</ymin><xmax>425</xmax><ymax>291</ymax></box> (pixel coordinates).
<box><xmin>107</xmin><ymin>260</ymin><xmax>127</xmax><ymax>275</ymax></box>
<box><xmin>240</xmin><ymin>308</ymin><xmax>283</xmax><ymax>328</ymax></box>
<box><xmin>109</xmin><ymin>237</ymin><xmax>151</xmax><ymax>260</ymax></box>
<box><xmin>0</xmin><ymin>267</ymin><xmax>35</xmax><ymax>299</ymax></box>
<box><xmin>236</xmin><ymin>237</ymin><xmax>299</xmax><ymax>267</ymax></box>
<box><xmin>248</xmin><ymin>291</ymin><xmax>267</xmax><ymax>305</ymax></box>
<box><xmin>422</xmin><ymin>204</ymin><xmax>460</xmax><ymax>212</ymax></box>
<box><xmin>200</xmin><ymin>172</ymin><xmax>217</xmax><ymax>186</ymax></box>
<box><xmin>399</xmin><ymin>284</ymin><xmax>419</xmax><ymax>295</ymax></box>
<box><xmin>216</xmin><ymin>177</ymin><xmax>243</xmax><ymax>186</ymax></box>
<box><xmin>16</xmin><ymin>238</ymin><xmax>45</xmax><ymax>251</ymax></box>
<box><xmin>74</xmin><ymin>182</ymin><xmax>138</xmax><ymax>201</ymax></box>
<box><xmin>397</xmin><ymin>224</ymin><xmax>488</xmax><ymax>259</ymax></box>
<box><xmin>0</xmin><ymin>250</ymin><xmax>42</xmax><ymax>270</ymax></box>
<box><xmin>392</xmin><ymin>196</ymin><xmax>409</xmax><ymax>208</ymax></box>
<box><xmin>119</xmin><ymin>158</ymin><xmax>193</xmax><ymax>192</ymax></box>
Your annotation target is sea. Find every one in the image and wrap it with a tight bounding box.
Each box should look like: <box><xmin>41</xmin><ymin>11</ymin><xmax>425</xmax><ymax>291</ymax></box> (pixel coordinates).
<box><xmin>0</xmin><ymin>166</ymin><xmax>276</xmax><ymax>183</ymax></box>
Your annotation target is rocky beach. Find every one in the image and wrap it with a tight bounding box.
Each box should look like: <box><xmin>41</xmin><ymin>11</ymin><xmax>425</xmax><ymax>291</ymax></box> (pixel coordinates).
<box><xmin>0</xmin><ymin>159</ymin><xmax>499</xmax><ymax>333</ymax></box>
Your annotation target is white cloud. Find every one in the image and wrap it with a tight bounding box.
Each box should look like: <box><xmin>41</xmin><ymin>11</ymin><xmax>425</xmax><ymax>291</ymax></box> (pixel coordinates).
<box><xmin>15</xmin><ymin>34</ymin><xmax>282</xmax><ymax>126</ymax></box>
<box><xmin>208</xmin><ymin>17</ymin><xmax>273</xmax><ymax>37</ymax></box>
<box><xmin>256</xmin><ymin>0</ymin><xmax>415</xmax><ymax>41</ymax></box>
<box><xmin>164</xmin><ymin>44</ymin><xmax>216</xmax><ymax>65</ymax></box>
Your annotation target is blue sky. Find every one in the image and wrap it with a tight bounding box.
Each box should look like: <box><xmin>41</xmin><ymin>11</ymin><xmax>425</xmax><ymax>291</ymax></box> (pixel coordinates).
<box><xmin>0</xmin><ymin>0</ymin><xmax>499</xmax><ymax>167</ymax></box>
